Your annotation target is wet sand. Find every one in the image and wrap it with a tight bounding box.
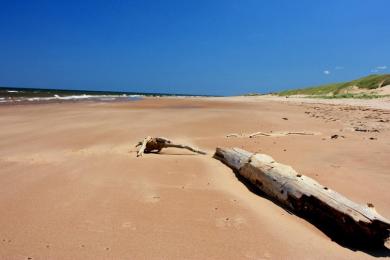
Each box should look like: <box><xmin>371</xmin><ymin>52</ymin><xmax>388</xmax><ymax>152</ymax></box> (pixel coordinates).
<box><xmin>0</xmin><ymin>97</ymin><xmax>389</xmax><ymax>259</ymax></box>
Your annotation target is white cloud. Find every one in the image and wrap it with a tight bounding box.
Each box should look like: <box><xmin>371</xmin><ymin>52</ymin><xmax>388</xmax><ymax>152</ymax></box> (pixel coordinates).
<box><xmin>371</xmin><ymin>66</ymin><xmax>387</xmax><ymax>73</ymax></box>
<box><xmin>323</xmin><ymin>70</ymin><xmax>330</xmax><ymax>75</ymax></box>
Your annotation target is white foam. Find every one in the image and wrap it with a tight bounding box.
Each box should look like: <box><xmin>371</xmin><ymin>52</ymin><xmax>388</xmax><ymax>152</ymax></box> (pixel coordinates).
<box><xmin>1</xmin><ymin>93</ymin><xmax>142</xmax><ymax>103</ymax></box>
<box><xmin>56</xmin><ymin>94</ymin><xmax>93</xmax><ymax>100</ymax></box>
<box><xmin>99</xmin><ymin>97</ymin><xmax>116</xmax><ymax>101</ymax></box>
<box><xmin>7</xmin><ymin>90</ymin><xmax>19</xmax><ymax>93</ymax></box>
<box><xmin>23</xmin><ymin>94</ymin><xmax>139</xmax><ymax>102</ymax></box>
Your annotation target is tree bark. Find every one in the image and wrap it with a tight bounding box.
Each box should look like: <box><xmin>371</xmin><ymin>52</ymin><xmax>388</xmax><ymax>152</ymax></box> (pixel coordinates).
<box><xmin>214</xmin><ymin>147</ymin><xmax>390</xmax><ymax>245</ymax></box>
<box><xmin>163</xmin><ymin>143</ymin><xmax>207</xmax><ymax>155</ymax></box>
<box><xmin>136</xmin><ymin>137</ymin><xmax>206</xmax><ymax>157</ymax></box>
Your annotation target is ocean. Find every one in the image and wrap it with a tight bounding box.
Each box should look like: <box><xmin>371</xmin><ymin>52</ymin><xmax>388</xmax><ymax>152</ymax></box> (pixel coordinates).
<box><xmin>0</xmin><ymin>87</ymin><xmax>209</xmax><ymax>104</ymax></box>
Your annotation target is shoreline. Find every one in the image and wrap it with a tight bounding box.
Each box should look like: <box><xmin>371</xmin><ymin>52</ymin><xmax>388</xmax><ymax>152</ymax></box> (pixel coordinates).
<box><xmin>2</xmin><ymin>93</ymin><xmax>390</xmax><ymax>110</ymax></box>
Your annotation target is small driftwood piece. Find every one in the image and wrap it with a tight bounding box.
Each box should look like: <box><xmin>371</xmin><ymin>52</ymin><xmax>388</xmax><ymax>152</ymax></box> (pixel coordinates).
<box><xmin>136</xmin><ymin>136</ymin><xmax>207</xmax><ymax>157</ymax></box>
<box><xmin>226</xmin><ymin>131</ymin><xmax>319</xmax><ymax>138</ymax></box>
<box><xmin>214</xmin><ymin>147</ymin><xmax>390</xmax><ymax>245</ymax></box>
<box><xmin>226</xmin><ymin>133</ymin><xmax>242</xmax><ymax>138</ymax></box>
<box><xmin>249</xmin><ymin>131</ymin><xmax>318</xmax><ymax>138</ymax></box>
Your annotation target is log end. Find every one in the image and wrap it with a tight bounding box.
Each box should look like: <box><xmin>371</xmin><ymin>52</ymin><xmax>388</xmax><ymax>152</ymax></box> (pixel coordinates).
<box><xmin>214</xmin><ymin>147</ymin><xmax>253</xmax><ymax>171</ymax></box>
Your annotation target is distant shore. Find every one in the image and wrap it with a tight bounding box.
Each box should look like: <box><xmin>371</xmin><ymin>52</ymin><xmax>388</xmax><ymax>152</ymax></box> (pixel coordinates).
<box><xmin>2</xmin><ymin>87</ymin><xmax>390</xmax><ymax>111</ymax></box>
<box><xmin>206</xmin><ymin>94</ymin><xmax>390</xmax><ymax>110</ymax></box>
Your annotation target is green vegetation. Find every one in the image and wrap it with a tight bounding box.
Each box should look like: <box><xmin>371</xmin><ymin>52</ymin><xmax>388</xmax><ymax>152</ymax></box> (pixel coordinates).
<box><xmin>277</xmin><ymin>82</ymin><xmax>344</xmax><ymax>96</ymax></box>
<box><xmin>277</xmin><ymin>74</ymin><xmax>390</xmax><ymax>97</ymax></box>
<box><xmin>243</xmin><ymin>93</ymin><xmax>264</xmax><ymax>96</ymax></box>
<box><xmin>308</xmin><ymin>93</ymin><xmax>390</xmax><ymax>99</ymax></box>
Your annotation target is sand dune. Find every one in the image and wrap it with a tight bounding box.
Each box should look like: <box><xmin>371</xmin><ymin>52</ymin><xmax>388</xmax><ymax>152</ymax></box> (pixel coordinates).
<box><xmin>0</xmin><ymin>98</ymin><xmax>389</xmax><ymax>259</ymax></box>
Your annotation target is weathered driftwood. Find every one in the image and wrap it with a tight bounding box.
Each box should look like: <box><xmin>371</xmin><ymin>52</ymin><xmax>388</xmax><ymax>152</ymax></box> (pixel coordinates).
<box><xmin>226</xmin><ymin>131</ymin><xmax>320</xmax><ymax>138</ymax></box>
<box><xmin>249</xmin><ymin>131</ymin><xmax>318</xmax><ymax>138</ymax></box>
<box><xmin>214</xmin><ymin>147</ymin><xmax>390</xmax><ymax>245</ymax></box>
<box><xmin>136</xmin><ymin>136</ymin><xmax>207</xmax><ymax>157</ymax></box>
<box><xmin>226</xmin><ymin>133</ymin><xmax>242</xmax><ymax>138</ymax></box>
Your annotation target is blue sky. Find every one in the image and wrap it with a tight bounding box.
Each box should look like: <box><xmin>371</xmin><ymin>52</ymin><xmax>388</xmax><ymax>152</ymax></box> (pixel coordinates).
<box><xmin>0</xmin><ymin>0</ymin><xmax>389</xmax><ymax>95</ymax></box>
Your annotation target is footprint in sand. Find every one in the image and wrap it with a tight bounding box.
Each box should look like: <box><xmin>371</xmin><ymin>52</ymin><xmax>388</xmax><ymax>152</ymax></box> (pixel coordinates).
<box><xmin>134</xmin><ymin>178</ymin><xmax>161</xmax><ymax>204</ymax></box>
<box><xmin>121</xmin><ymin>221</ymin><xmax>137</xmax><ymax>231</ymax></box>
<box><xmin>245</xmin><ymin>251</ymin><xmax>272</xmax><ymax>259</ymax></box>
<box><xmin>143</xmin><ymin>195</ymin><xmax>161</xmax><ymax>203</ymax></box>
<box><xmin>215</xmin><ymin>216</ymin><xmax>246</xmax><ymax>229</ymax></box>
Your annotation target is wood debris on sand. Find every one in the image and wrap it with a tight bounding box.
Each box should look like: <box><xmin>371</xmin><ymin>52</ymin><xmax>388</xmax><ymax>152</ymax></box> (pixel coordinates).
<box><xmin>226</xmin><ymin>131</ymin><xmax>320</xmax><ymax>138</ymax></box>
<box><xmin>214</xmin><ymin>147</ymin><xmax>390</xmax><ymax>246</ymax></box>
<box><xmin>136</xmin><ymin>136</ymin><xmax>207</xmax><ymax>157</ymax></box>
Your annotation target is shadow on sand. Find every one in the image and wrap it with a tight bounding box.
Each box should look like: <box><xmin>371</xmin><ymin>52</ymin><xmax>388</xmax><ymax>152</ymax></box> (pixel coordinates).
<box><xmin>232</xmin><ymin>171</ymin><xmax>390</xmax><ymax>257</ymax></box>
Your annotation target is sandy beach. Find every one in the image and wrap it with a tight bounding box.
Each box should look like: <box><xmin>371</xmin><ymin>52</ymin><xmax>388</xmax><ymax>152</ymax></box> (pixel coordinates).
<box><xmin>0</xmin><ymin>97</ymin><xmax>389</xmax><ymax>259</ymax></box>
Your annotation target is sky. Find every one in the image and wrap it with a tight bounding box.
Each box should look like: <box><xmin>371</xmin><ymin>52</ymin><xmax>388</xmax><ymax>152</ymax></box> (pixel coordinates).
<box><xmin>0</xmin><ymin>0</ymin><xmax>389</xmax><ymax>96</ymax></box>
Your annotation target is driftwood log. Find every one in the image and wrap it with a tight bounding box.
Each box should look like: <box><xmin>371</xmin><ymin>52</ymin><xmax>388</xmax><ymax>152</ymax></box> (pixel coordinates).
<box><xmin>226</xmin><ymin>131</ymin><xmax>320</xmax><ymax>138</ymax></box>
<box><xmin>214</xmin><ymin>147</ymin><xmax>390</xmax><ymax>245</ymax></box>
<box><xmin>136</xmin><ymin>136</ymin><xmax>207</xmax><ymax>157</ymax></box>
<box><xmin>248</xmin><ymin>131</ymin><xmax>319</xmax><ymax>138</ymax></box>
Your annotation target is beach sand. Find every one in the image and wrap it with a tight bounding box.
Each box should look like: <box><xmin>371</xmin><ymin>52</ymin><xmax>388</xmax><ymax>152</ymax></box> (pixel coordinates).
<box><xmin>0</xmin><ymin>97</ymin><xmax>389</xmax><ymax>259</ymax></box>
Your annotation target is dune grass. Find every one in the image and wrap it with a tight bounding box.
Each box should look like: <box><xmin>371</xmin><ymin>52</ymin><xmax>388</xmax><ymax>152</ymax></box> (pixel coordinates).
<box><xmin>278</xmin><ymin>74</ymin><xmax>390</xmax><ymax>96</ymax></box>
<box><xmin>308</xmin><ymin>93</ymin><xmax>390</xmax><ymax>99</ymax></box>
